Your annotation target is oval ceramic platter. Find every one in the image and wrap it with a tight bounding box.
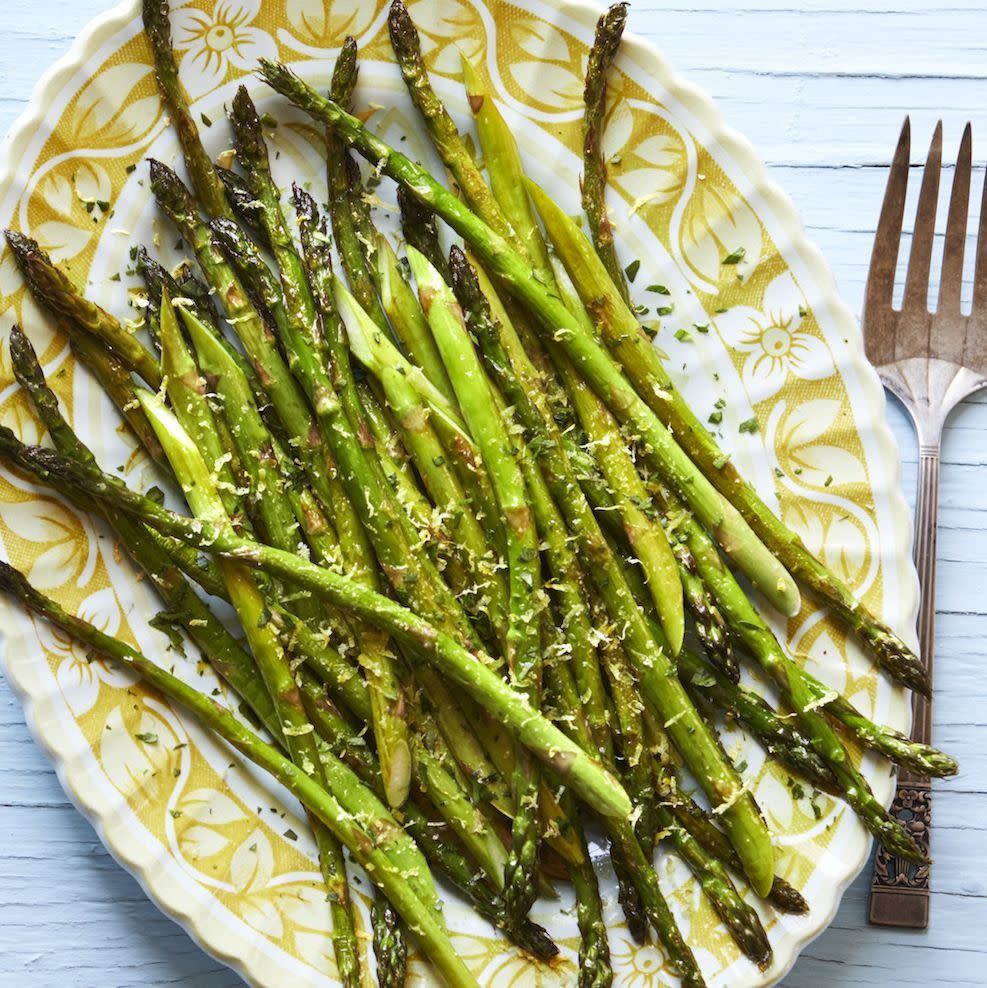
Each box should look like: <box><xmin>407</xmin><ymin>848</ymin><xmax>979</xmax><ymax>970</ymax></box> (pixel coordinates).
<box><xmin>0</xmin><ymin>1</ymin><xmax>917</xmax><ymax>985</ymax></box>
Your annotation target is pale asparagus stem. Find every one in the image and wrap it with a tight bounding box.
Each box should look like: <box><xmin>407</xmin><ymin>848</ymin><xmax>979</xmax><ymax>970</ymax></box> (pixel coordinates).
<box><xmin>2</xmin><ymin>422</ymin><xmax>631</xmax><ymax>820</ymax></box>
<box><xmin>582</xmin><ymin>2</ymin><xmax>631</xmax><ymax>304</ymax></box>
<box><xmin>443</xmin><ymin>246</ymin><xmax>774</xmax><ymax>897</ymax></box>
<box><xmin>156</xmin><ymin>311</ymin><xmax>364</xmax><ymax>986</ymax></box>
<box><xmin>142</xmin><ymin>0</ymin><xmax>232</xmax><ymax>220</ymax></box>
<box><xmin>405</xmin><ymin>247</ymin><xmax>544</xmax><ymax>922</ymax></box>
<box><xmin>376</xmin><ymin>233</ymin><xmax>457</xmax><ymax>405</ymax></box>
<box><xmin>522</xmin><ymin>180</ymin><xmax>800</xmax><ymax>618</ymax></box>
<box><xmin>0</xmin><ymin>564</ymin><xmax>476</xmax><ymax>988</ymax></box>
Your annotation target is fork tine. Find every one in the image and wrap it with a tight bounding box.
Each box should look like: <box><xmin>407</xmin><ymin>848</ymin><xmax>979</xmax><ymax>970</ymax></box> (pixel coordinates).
<box><xmin>901</xmin><ymin>120</ymin><xmax>943</xmax><ymax>313</ymax></box>
<box><xmin>937</xmin><ymin>122</ymin><xmax>972</xmax><ymax>317</ymax></box>
<box><xmin>864</xmin><ymin>118</ymin><xmax>911</xmax><ymax>343</ymax></box>
<box><xmin>973</xmin><ymin>137</ymin><xmax>987</xmax><ymax>315</ymax></box>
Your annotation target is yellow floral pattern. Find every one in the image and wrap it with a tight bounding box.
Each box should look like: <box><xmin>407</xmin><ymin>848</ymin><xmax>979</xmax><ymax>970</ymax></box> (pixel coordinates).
<box><xmin>0</xmin><ymin>1</ymin><xmax>914</xmax><ymax>985</ymax></box>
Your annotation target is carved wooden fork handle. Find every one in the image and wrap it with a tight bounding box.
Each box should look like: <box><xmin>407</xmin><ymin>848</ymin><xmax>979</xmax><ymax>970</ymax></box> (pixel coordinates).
<box><xmin>869</xmin><ymin>445</ymin><xmax>939</xmax><ymax>928</ymax></box>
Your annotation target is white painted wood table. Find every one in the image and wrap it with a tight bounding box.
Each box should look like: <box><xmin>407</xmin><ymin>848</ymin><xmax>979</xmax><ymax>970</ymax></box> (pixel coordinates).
<box><xmin>0</xmin><ymin>1</ymin><xmax>984</xmax><ymax>985</ymax></box>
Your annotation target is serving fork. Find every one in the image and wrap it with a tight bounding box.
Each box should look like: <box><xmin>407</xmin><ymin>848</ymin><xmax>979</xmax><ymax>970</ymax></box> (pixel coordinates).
<box><xmin>863</xmin><ymin>118</ymin><xmax>986</xmax><ymax>928</ymax></box>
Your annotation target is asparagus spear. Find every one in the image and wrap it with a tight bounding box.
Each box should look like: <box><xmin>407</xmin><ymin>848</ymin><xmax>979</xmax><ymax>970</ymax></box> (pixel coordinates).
<box><xmin>662</xmin><ymin>494</ymin><xmax>925</xmax><ymax>861</ymax></box>
<box><xmin>446</xmin><ymin>247</ymin><xmax>774</xmax><ymax>897</ymax></box>
<box><xmin>0</xmin><ymin>563</ymin><xmax>476</xmax><ymax>988</ymax></box>
<box><xmin>215</xmin><ymin>166</ymin><xmax>268</xmax><ymax>238</ymax></box>
<box><xmin>582</xmin><ymin>3</ymin><xmax>631</xmax><ymax>305</ymax></box>
<box><xmin>142</xmin><ymin>0</ymin><xmax>232</xmax><ymax>221</ymax></box>
<box><xmin>157</xmin><ymin>305</ymin><xmax>365</xmax><ymax>984</ymax></box>
<box><xmin>258</xmin><ymin>63</ymin><xmax>801</xmax><ymax>623</ymax></box>
<box><xmin>6</xmin><ymin>231</ymin><xmax>162</xmax><ymax>387</ymax></box>
<box><xmin>665</xmin><ymin>797</ymin><xmax>808</xmax><ymax>915</ymax></box>
<box><xmin>387</xmin><ymin>0</ymin><xmax>514</xmax><ymax>242</ymax></box>
<box><xmin>398</xmin><ymin>186</ymin><xmax>452</xmax><ymax>282</ymax></box>
<box><xmin>404</xmin><ymin>247</ymin><xmax>545</xmax><ymax>921</ymax></box>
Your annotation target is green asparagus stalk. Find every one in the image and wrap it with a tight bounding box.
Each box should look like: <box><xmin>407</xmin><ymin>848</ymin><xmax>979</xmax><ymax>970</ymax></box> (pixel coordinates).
<box><xmin>142</xmin><ymin>0</ymin><xmax>233</xmax><ymax>220</ymax></box>
<box><xmin>157</xmin><ymin>308</ymin><xmax>364</xmax><ymax>985</ymax></box>
<box><xmin>398</xmin><ymin>186</ymin><xmax>452</xmax><ymax>282</ymax></box>
<box><xmin>215</xmin><ymin>166</ymin><xmax>268</xmax><ymax>239</ymax></box>
<box><xmin>582</xmin><ymin>3</ymin><xmax>631</xmax><ymax>305</ymax></box>
<box><xmin>387</xmin><ymin>0</ymin><xmax>514</xmax><ymax>242</ymax></box>
<box><xmin>677</xmin><ymin>648</ymin><xmax>836</xmax><ymax>792</ymax></box>
<box><xmin>445</xmin><ymin>246</ymin><xmax>774</xmax><ymax>898</ymax></box>
<box><xmin>563</xmin><ymin>792</ymin><xmax>613</xmax><ymax>988</ymax></box>
<box><xmin>665</xmin><ymin>797</ymin><xmax>808</xmax><ymax>914</ymax></box>
<box><xmin>564</xmin><ymin>367</ymin><xmax>684</xmax><ymax>653</ymax></box>
<box><xmin>325</xmin><ymin>39</ymin><xmax>390</xmax><ymax>331</ymax></box>
<box><xmin>662</xmin><ymin>495</ymin><xmax>925</xmax><ymax>861</ymax></box>
<box><xmin>404</xmin><ymin>246</ymin><xmax>545</xmax><ymax>921</ymax></box>
<box><xmin>0</xmin><ymin>563</ymin><xmax>476</xmax><ymax>988</ymax></box>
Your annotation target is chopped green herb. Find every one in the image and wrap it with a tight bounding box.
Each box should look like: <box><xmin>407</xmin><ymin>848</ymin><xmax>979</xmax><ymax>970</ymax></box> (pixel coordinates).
<box><xmin>624</xmin><ymin>259</ymin><xmax>641</xmax><ymax>283</ymax></box>
<box><xmin>200</xmin><ymin>113</ymin><xmax>212</xmax><ymax>127</ymax></box>
<box><xmin>135</xmin><ymin>732</ymin><xmax>158</xmax><ymax>744</ymax></box>
<box><xmin>824</xmin><ymin>474</ymin><xmax>833</xmax><ymax>487</ymax></box>
<box><xmin>646</xmin><ymin>284</ymin><xmax>670</xmax><ymax>295</ymax></box>
<box><xmin>656</xmin><ymin>305</ymin><xmax>674</xmax><ymax>316</ymax></box>
<box><xmin>722</xmin><ymin>247</ymin><xmax>746</xmax><ymax>265</ymax></box>
<box><xmin>738</xmin><ymin>417</ymin><xmax>759</xmax><ymax>435</ymax></box>
<box><xmin>708</xmin><ymin>410</ymin><xmax>722</xmax><ymax>425</ymax></box>
<box><xmin>674</xmin><ymin>328</ymin><xmax>691</xmax><ymax>342</ymax></box>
